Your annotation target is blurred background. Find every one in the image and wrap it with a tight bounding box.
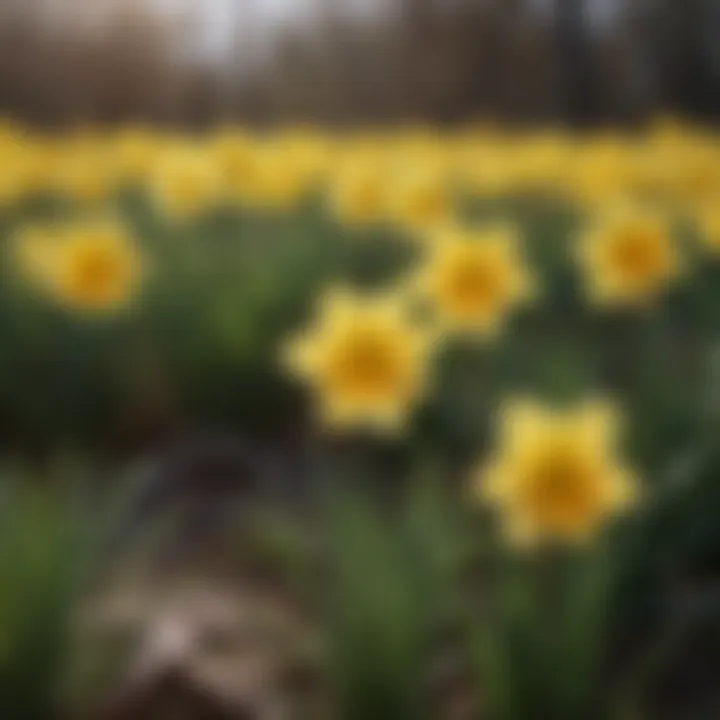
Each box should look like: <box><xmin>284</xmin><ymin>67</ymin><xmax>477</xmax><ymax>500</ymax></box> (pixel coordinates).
<box><xmin>0</xmin><ymin>0</ymin><xmax>718</xmax><ymax>126</ymax></box>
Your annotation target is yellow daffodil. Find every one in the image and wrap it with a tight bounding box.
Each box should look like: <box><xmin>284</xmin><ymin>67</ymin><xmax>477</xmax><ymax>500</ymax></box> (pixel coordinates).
<box><xmin>457</xmin><ymin>143</ymin><xmax>521</xmax><ymax>197</ymax></box>
<box><xmin>412</xmin><ymin>223</ymin><xmax>535</xmax><ymax>335</ymax></box>
<box><xmin>329</xmin><ymin>154</ymin><xmax>390</xmax><ymax>226</ymax></box>
<box><xmin>274</xmin><ymin>130</ymin><xmax>333</xmax><ymax>190</ymax></box>
<box><xmin>577</xmin><ymin>204</ymin><xmax>681</xmax><ymax>306</ymax></box>
<box><xmin>212</xmin><ymin>131</ymin><xmax>261</xmax><ymax>201</ymax></box>
<box><xmin>568</xmin><ymin>140</ymin><xmax>634</xmax><ymax>207</ymax></box>
<box><xmin>474</xmin><ymin>397</ymin><xmax>639</xmax><ymax>546</ymax></box>
<box><xmin>513</xmin><ymin>132</ymin><xmax>570</xmax><ymax>191</ymax></box>
<box><xmin>213</xmin><ymin>131</ymin><xmax>329</xmax><ymax>208</ymax></box>
<box><xmin>111</xmin><ymin>127</ymin><xmax>162</xmax><ymax>184</ymax></box>
<box><xmin>387</xmin><ymin>162</ymin><xmax>452</xmax><ymax>233</ymax></box>
<box><xmin>44</xmin><ymin>221</ymin><xmax>144</xmax><ymax>312</ymax></box>
<box><xmin>152</xmin><ymin>146</ymin><xmax>222</xmax><ymax>219</ymax></box>
<box><xmin>282</xmin><ymin>288</ymin><xmax>434</xmax><ymax>432</ymax></box>
<box><xmin>241</xmin><ymin>142</ymin><xmax>314</xmax><ymax>208</ymax></box>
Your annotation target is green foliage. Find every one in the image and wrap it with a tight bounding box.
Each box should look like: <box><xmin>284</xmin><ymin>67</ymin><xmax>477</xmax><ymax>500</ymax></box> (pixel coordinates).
<box><xmin>467</xmin><ymin>542</ymin><xmax>618</xmax><ymax>720</ymax></box>
<box><xmin>0</xmin><ymin>475</ymin><xmax>97</xmax><ymax>720</ymax></box>
<box><xmin>321</xmin><ymin>477</ymin><xmax>471</xmax><ymax>720</ymax></box>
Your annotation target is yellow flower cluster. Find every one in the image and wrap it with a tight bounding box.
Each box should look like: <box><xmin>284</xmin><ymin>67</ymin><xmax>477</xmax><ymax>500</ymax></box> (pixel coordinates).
<box><xmin>282</xmin><ymin>221</ymin><xmax>537</xmax><ymax>435</ymax></box>
<box><xmin>5</xmin><ymin>116</ymin><xmax>717</xmax><ymax>546</ymax></box>
<box><xmin>283</xmin><ymin>276</ymin><xmax>642</xmax><ymax>546</ymax></box>
<box><xmin>0</xmin><ymin>117</ymin><xmax>714</xmax><ymax>224</ymax></box>
<box><xmin>0</xmin><ymin>117</ymin><xmax>714</xmax><ymax>318</ymax></box>
<box><xmin>280</xmin><ymin>226</ymin><xmax>643</xmax><ymax>547</ymax></box>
